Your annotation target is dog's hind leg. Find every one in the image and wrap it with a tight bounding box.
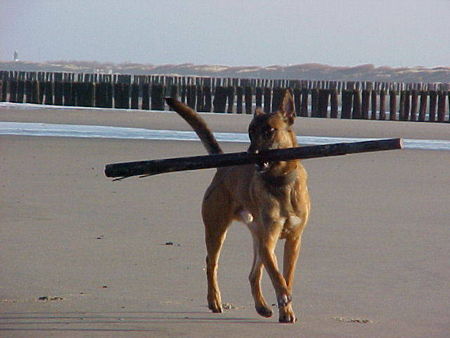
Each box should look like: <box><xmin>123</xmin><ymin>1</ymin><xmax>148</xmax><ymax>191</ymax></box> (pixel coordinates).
<box><xmin>204</xmin><ymin>218</ymin><xmax>230</xmax><ymax>313</ymax></box>
<box><xmin>202</xmin><ymin>188</ymin><xmax>232</xmax><ymax>313</ymax></box>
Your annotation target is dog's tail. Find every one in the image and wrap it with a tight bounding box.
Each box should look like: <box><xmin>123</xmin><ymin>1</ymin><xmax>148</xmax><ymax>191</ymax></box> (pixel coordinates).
<box><xmin>165</xmin><ymin>97</ymin><xmax>223</xmax><ymax>155</ymax></box>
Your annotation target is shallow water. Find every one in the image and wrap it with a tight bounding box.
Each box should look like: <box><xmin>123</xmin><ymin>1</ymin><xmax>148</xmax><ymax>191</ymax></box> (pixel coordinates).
<box><xmin>1</xmin><ymin>121</ymin><xmax>449</xmax><ymax>151</ymax></box>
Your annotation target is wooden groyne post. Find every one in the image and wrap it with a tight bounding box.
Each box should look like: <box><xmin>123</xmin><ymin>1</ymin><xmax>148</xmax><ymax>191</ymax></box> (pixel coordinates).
<box><xmin>0</xmin><ymin>70</ymin><xmax>448</xmax><ymax>123</ymax></box>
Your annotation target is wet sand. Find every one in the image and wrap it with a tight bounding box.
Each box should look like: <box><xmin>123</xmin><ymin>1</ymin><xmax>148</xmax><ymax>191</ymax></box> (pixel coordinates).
<box><xmin>1</xmin><ymin>106</ymin><xmax>449</xmax><ymax>337</ymax></box>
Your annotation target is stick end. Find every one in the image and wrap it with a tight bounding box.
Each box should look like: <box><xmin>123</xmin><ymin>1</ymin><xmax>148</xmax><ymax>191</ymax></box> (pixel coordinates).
<box><xmin>104</xmin><ymin>164</ymin><xmax>113</xmax><ymax>177</ymax></box>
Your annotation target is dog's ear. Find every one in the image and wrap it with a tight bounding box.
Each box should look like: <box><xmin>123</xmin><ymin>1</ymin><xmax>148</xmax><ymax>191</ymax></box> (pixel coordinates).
<box><xmin>279</xmin><ymin>90</ymin><xmax>295</xmax><ymax>125</ymax></box>
<box><xmin>254</xmin><ymin>107</ymin><xmax>265</xmax><ymax>117</ymax></box>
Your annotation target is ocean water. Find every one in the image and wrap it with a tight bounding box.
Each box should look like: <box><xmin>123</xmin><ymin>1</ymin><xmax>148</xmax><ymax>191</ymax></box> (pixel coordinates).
<box><xmin>0</xmin><ymin>121</ymin><xmax>449</xmax><ymax>151</ymax></box>
<box><xmin>1</xmin><ymin>102</ymin><xmax>449</xmax><ymax>151</ymax></box>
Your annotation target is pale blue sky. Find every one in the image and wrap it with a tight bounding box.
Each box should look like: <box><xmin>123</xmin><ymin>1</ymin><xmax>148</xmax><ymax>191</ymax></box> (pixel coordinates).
<box><xmin>1</xmin><ymin>0</ymin><xmax>449</xmax><ymax>67</ymax></box>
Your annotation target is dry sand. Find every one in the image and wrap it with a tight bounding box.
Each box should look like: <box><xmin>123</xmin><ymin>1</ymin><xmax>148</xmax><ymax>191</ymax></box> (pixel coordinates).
<box><xmin>1</xmin><ymin>106</ymin><xmax>449</xmax><ymax>337</ymax></box>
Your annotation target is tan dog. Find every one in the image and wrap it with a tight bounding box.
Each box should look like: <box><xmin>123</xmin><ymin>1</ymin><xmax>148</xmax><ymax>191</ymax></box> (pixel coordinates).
<box><xmin>166</xmin><ymin>90</ymin><xmax>310</xmax><ymax>323</ymax></box>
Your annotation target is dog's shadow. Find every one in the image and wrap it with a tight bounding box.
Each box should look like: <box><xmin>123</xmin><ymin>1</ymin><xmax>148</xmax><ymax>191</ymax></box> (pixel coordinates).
<box><xmin>0</xmin><ymin>310</ymin><xmax>275</xmax><ymax>333</ymax></box>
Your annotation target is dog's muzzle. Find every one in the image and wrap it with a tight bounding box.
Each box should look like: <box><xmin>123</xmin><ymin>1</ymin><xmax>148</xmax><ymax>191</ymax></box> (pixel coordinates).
<box><xmin>248</xmin><ymin>149</ymin><xmax>271</xmax><ymax>173</ymax></box>
<box><xmin>255</xmin><ymin>161</ymin><xmax>270</xmax><ymax>173</ymax></box>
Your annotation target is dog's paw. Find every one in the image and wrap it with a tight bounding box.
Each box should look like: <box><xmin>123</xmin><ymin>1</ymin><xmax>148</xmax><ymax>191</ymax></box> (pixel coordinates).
<box><xmin>256</xmin><ymin>305</ymin><xmax>273</xmax><ymax>318</ymax></box>
<box><xmin>279</xmin><ymin>311</ymin><xmax>297</xmax><ymax>323</ymax></box>
<box><xmin>208</xmin><ymin>299</ymin><xmax>223</xmax><ymax>313</ymax></box>
<box><xmin>208</xmin><ymin>303</ymin><xmax>223</xmax><ymax>313</ymax></box>
<box><xmin>279</xmin><ymin>303</ymin><xmax>297</xmax><ymax>323</ymax></box>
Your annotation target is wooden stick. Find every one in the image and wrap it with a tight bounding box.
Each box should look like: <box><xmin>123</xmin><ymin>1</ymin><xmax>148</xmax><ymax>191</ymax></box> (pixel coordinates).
<box><xmin>105</xmin><ymin>138</ymin><xmax>403</xmax><ymax>180</ymax></box>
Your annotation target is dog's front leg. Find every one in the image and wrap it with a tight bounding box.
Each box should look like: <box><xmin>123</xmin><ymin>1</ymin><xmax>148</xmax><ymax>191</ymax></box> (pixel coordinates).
<box><xmin>248</xmin><ymin>232</ymin><xmax>273</xmax><ymax>318</ymax></box>
<box><xmin>278</xmin><ymin>236</ymin><xmax>303</xmax><ymax>323</ymax></box>
<box><xmin>256</xmin><ymin>223</ymin><xmax>294</xmax><ymax>322</ymax></box>
<box><xmin>283</xmin><ymin>235</ymin><xmax>303</xmax><ymax>292</ymax></box>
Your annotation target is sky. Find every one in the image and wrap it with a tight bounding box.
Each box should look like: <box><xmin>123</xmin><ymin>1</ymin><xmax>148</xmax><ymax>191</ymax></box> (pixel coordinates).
<box><xmin>0</xmin><ymin>0</ymin><xmax>449</xmax><ymax>68</ymax></box>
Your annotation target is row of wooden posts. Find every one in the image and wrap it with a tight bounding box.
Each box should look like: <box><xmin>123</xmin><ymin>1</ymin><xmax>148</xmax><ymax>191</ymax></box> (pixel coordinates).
<box><xmin>0</xmin><ymin>70</ymin><xmax>449</xmax><ymax>122</ymax></box>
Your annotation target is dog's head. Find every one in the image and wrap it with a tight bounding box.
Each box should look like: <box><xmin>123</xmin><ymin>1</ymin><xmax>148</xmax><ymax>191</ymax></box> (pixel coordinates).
<box><xmin>247</xmin><ymin>90</ymin><xmax>298</xmax><ymax>173</ymax></box>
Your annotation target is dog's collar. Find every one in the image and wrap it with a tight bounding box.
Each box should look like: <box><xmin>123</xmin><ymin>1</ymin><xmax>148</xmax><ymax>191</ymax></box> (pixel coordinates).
<box><xmin>258</xmin><ymin>169</ymin><xmax>297</xmax><ymax>187</ymax></box>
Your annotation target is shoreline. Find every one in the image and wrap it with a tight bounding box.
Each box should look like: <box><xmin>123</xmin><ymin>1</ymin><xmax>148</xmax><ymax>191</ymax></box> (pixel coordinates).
<box><xmin>1</xmin><ymin>121</ymin><xmax>450</xmax><ymax>151</ymax></box>
<box><xmin>1</xmin><ymin>102</ymin><xmax>450</xmax><ymax>140</ymax></box>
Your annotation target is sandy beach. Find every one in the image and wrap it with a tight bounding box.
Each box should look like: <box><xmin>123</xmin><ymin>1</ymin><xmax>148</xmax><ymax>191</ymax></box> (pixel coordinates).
<box><xmin>1</xmin><ymin>106</ymin><xmax>449</xmax><ymax>337</ymax></box>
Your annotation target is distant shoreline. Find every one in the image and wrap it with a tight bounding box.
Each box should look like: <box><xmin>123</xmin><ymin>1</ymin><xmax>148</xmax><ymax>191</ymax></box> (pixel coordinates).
<box><xmin>1</xmin><ymin>60</ymin><xmax>449</xmax><ymax>83</ymax></box>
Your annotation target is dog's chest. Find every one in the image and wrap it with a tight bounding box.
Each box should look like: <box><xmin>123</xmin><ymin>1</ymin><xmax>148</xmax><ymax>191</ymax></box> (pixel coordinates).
<box><xmin>240</xmin><ymin>210</ymin><xmax>303</xmax><ymax>237</ymax></box>
<box><xmin>279</xmin><ymin>187</ymin><xmax>308</xmax><ymax>237</ymax></box>
<box><xmin>240</xmin><ymin>187</ymin><xmax>304</xmax><ymax>236</ymax></box>
<box><xmin>239</xmin><ymin>173</ymin><xmax>308</xmax><ymax>236</ymax></box>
